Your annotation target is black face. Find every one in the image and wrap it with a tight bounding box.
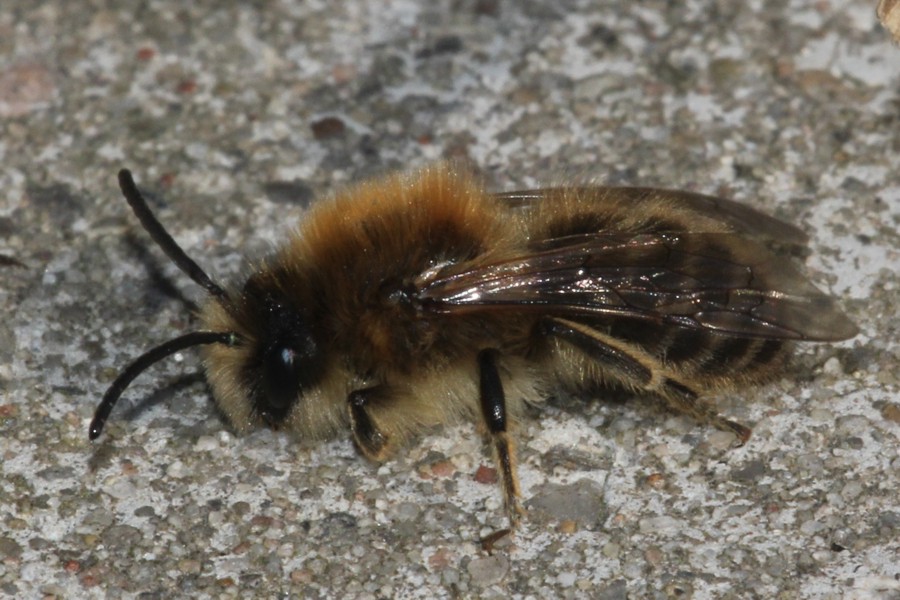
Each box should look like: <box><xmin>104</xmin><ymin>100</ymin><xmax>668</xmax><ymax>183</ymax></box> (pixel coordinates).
<box><xmin>241</xmin><ymin>277</ymin><xmax>324</xmax><ymax>427</ymax></box>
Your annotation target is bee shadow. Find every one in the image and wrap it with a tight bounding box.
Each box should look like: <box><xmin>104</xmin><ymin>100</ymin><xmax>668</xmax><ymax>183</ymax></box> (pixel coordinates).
<box><xmin>120</xmin><ymin>372</ymin><xmax>209</xmax><ymax>424</ymax></box>
<box><xmin>123</xmin><ymin>232</ymin><xmax>201</xmax><ymax>315</ymax></box>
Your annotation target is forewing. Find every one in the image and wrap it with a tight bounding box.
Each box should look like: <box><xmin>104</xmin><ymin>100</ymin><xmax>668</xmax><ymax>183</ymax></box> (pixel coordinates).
<box><xmin>493</xmin><ymin>187</ymin><xmax>809</xmax><ymax>248</ymax></box>
<box><xmin>417</xmin><ymin>232</ymin><xmax>857</xmax><ymax>341</ymax></box>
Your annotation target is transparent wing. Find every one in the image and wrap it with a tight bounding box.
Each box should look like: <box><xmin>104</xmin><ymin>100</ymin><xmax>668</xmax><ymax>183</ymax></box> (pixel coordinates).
<box><xmin>416</xmin><ymin>231</ymin><xmax>857</xmax><ymax>341</ymax></box>
<box><xmin>493</xmin><ymin>187</ymin><xmax>810</xmax><ymax>248</ymax></box>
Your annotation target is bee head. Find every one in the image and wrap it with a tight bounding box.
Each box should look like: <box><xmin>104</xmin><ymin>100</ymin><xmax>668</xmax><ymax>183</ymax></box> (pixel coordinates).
<box><xmin>236</xmin><ymin>275</ymin><xmax>326</xmax><ymax>428</ymax></box>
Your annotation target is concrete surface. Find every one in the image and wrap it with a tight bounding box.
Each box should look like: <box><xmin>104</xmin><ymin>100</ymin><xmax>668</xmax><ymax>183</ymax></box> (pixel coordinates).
<box><xmin>1</xmin><ymin>1</ymin><xmax>898</xmax><ymax>598</ymax></box>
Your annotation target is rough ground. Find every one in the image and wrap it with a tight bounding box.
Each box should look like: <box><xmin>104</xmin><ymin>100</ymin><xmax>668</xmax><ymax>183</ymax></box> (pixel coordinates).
<box><xmin>2</xmin><ymin>1</ymin><xmax>898</xmax><ymax>598</ymax></box>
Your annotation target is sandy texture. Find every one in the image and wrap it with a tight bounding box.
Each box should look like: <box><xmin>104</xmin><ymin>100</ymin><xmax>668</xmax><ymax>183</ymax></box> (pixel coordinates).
<box><xmin>2</xmin><ymin>1</ymin><xmax>898</xmax><ymax>598</ymax></box>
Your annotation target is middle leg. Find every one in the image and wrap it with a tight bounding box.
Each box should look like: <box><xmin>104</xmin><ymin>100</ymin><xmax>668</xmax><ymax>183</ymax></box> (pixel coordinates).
<box><xmin>477</xmin><ymin>348</ymin><xmax>525</xmax><ymax>527</ymax></box>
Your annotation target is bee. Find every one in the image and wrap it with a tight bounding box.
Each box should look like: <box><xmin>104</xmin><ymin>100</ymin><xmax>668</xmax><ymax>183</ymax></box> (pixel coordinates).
<box><xmin>89</xmin><ymin>164</ymin><xmax>857</xmax><ymax>530</ymax></box>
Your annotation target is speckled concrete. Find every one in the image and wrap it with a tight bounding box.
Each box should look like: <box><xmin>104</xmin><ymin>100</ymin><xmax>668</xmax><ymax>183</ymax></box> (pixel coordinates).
<box><xmin>2</xmin><ymin>1</ymin><xmax>898</xmax><ymax>598</ymax></box>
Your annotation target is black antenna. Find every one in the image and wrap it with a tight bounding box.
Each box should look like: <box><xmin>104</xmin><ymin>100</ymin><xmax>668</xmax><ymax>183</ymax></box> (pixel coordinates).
<box><xmin>89</xmin><ymin>331</ymin><xmax>239</xmax><ymax>440</ymax></box>
<box><xmin>118</xmin><ymin>169</ymin><xmax>229</xmax><ymax>301</ymax></box>
<box><xmin>90</xmin><ymin>170</ymin><xmax>245</xmax><ymax>441</ymax></box>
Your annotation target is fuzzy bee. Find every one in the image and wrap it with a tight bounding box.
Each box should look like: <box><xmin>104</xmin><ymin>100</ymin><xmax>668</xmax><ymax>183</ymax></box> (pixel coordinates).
<box><xmin>90</xmin><ymin>164</ymin><xmax>857</xmax><ymax>529</ymax></box>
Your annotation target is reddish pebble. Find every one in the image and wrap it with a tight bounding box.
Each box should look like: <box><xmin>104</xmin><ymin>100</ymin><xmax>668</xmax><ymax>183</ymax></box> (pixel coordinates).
<box><xmin>646</xmin><ymin>473</ymin><xmax>665</xmax><ymax>489</ymax></box>
<box><xmin>473</xmin><ymin>465</ymin><xmax>498</xmax><ymax>485</ymax></box>
<box><xmin>428</xmin><ymin>547</ymin><xmax>454</xmax><ymax>569</ymax></box>
<box><xmin>429</xmin><ymin>459</ymin><xmax>455</xmax><ymax>479</ymax></box>
<box><xmin>136</xmin><ymin>47</ymin><xmax>155</xmax><ymax>61</ymax></box>
<box><xmin>250</xmin><ymin>515</ymin><xmax>274</xmax><ymax>528</ymax></box>
<box><xmin>177</xmin><ymin>79</ymin><xmax>197</xmax><ymax>94</ymax></box>
<box><xmin>310</xmin><ymin>117</ymin><xmax>345</xmax><ymax>139</ymax></box>
<box><xmin>64</xmin><ymin>560</ymin><xmax>81</xmax><ymax>573</ymax></box>
<box><xmin>159</xmin><ymin>173</ymin><xmax>176</xmax><ymax>188</ymax></box>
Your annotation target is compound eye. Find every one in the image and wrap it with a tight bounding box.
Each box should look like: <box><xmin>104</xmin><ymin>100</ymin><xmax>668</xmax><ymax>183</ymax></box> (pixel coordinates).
<box><xmin>261</xmin><ymin>344</ymin><xmax>301</xmax><ymax>424</ymax></box>
<box><xmin>240</xmin><ymin>276</ymin><xmax>325</xmax><ymax>428</ymax></box>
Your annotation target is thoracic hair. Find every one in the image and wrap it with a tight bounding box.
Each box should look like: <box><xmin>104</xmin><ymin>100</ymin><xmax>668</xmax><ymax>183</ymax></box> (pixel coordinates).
<box><xmin>201</xmin><ymin>166</ymin><xmax>536</xmax><ymax>445</ymax></box>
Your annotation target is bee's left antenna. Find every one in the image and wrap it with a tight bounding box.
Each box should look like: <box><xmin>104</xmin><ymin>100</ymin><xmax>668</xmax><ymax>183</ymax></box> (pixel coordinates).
<box><xmin>117</xmin><ymin>169</ymin><xmax>229</xmax><ymax>302</ymax></box>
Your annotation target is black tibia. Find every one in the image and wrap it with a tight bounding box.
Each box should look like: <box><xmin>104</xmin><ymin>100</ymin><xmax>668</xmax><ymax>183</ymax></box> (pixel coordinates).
<box><xmin>477</xmin><ymin>349</ymin><xmax>524</xmax><ymax>526</ymax></box>
<box><xmin>542</xmin><ymin>317</ymin><xmax>751</xmax><ymax>444</ymax></box>
<box><xmin>478</xmin><ymin>349</ymin><xmax>506</xmax><ymax>432</ymax></box>
<box><xmin>348</xmin><ymin>386</ymin><xmax>391</xmax><ymax>460</ymax></box>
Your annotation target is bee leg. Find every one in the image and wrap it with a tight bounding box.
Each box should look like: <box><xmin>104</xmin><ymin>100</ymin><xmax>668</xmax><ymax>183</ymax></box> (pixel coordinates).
<box><xmin>348</xmin><ymin>386</ymin><xmax>392</xmax><ymax>461</ymax></box>
<box><xmin>477</xmin><ymin>348</ymin><xmax>524</xmax><ymax>528</ymax></box>
<box><xmin>541</xmin><ymin>317</ymin><xmax>751</xmax><ymax>444</ymax></box>
<box><xmin>659</xmin><ymin>377</ymin><xmax>751</xmax><ymax>444</ymax></box>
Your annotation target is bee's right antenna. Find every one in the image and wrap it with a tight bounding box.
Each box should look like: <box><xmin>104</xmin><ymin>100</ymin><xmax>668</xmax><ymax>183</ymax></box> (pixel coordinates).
<box><xmin>117</xmin><ymin>169</ymin><xmax>229</xmax><ymax>302</ymax></box>
<box><xmin>89</xmin><ymin>331</ymin><xmax>240</xmax><ymax>440</ymax></box>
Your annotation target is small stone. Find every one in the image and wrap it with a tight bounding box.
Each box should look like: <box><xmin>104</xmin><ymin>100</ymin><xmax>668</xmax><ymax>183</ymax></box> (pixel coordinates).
<box><xmin>290</xmin><ymin>569</ymin><xmax>313</xmax><ymax>584</ymax></box>
<box><xmin>178</xmin><ymin>559</ymin><xmax>202</xmax><ymax>574</ymax></box>
<box><xmin>841</xmin><ymin>480</ymin><xmax>863</xmax><ymax>500</ymax></box>
<box><xmin>602</xmin><ymin>542</ymin><xmax>620</xmax><ymax>559</ymax></box>
<box><xmin>557</xmin><ymin>519</ymin><xmax>577</xmax><ymax>534</ymax></box>
<box><xmin>732</xmin><ymin>460</ymin><xmax>767</xmax><ymax>482</ymax></box>
<box><xmin>527</xmin><ymin>479</ymin><xmax>604</xmax><ymax>526</ymax></box>
<box><xmin>310</xmin><ymin>117</ymin><xmax>345</xmax><ymax>139</ymax></box>
<box><xmin>473</xmin><ymin>465</ymin><xmax>498</xmax><ymax>484</ymax></box>
<box><xmin>428</xmin><ymin>547</ymin><xmax>455</xmax><ymax>570</ymax></box>
<box><xmin>166</xmin><ymin>460</ymin><xmax>187</xmax><ymax>478</ymax></box>
<box><xmin>822</xmin><ymin>356</ymin><xmax>842</xmax><ymax>376</ymax></box>
<box><xmin>644</xmin><ymin>546</ymin><xmax>664</xmax><ymax>567</ymax></box>
<box><xmin>0</xmin><ymin>537</ymin><xmax>22</xmax><ymax>558</ymax></box>
<box><xmin>557</xmin><ymin>571</ymin><xmax>577</xmax><ymax>587</ymax></box>
<box><xmin>467</xmin><ymin>555</ymin><xmax>509</xmax><ymax>586</ymax></box>
<box><xmin>645</xmin><ymin>473</ymin><xmax>666</xmax><ymax>489</ymax></box>
<box><xmin>880</xmin><ymin>403</ymin><xmax>900</xmax><ymax>424</ymax></box>
<box><xmin>638</xmin><ymin>516</ymin><xmax>683</xmax><ymax>535</ymax></box>
<box><xmin>193</xmin><ymin>435</ymin><xmax>220</xmax><ymax>452</ymax></box>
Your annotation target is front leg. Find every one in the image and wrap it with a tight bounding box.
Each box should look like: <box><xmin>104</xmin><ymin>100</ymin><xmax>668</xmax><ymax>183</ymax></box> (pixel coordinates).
<box><xmin>348</xmin><ymin>386</ymin><xmax>392</xmax><ymax>461</ymax></box>
<box><xmin>478</xmin><ymin>349</ymin><xmax>525</xmax><ymax>528</ymax></box>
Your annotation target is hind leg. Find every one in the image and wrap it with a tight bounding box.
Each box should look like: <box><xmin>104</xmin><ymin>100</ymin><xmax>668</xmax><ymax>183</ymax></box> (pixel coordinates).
<box><xmin>540</xmin><ymin>317</ymin><xmax>751</xmax><ymax>443</ymax></box>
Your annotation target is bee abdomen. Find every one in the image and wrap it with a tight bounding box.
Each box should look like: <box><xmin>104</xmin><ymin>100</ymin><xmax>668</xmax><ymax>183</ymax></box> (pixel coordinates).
<box><xmin>608</xmin><ymin>320</ymin><xmax>787</xmax><ymax>383</ymax></box>
<box><xmin>663</xmin><ymin>328</ymin><xmax>787</xmax><ymax>382</ymax></box>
